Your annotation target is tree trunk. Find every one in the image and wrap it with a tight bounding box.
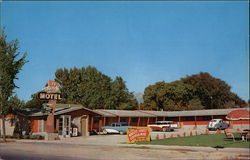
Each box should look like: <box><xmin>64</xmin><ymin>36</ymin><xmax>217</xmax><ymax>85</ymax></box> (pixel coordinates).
<box><xmin>2</xmin><ymin>116</ymin><xmax>6</xmax><ymax>142</ymax></box>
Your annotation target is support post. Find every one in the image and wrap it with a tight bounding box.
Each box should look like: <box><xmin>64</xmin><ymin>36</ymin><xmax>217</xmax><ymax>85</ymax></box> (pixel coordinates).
<box><xmin>195</xmin><ymin>116</ymin><xmax>197</xmax><ymax>126</ymax></box>
<box><xmin>90</xmin><ymin>117</ymin><xmax>94</xmax><ymax>131</ymax></box>
<box><xmin>46</xmin><ymin>100</ymin><xmax>56</xmax><ymax>133</ymax></box>
<box><xmin>128</xmin><ymin>117</ymin><xmax>131</xmax><ymax>125</ymax></box>
<box><xmin>55</xmin><ymin>118</ymin><xmax>59</xmax><ymax>133</ymax></box>
<box><xmin>147</xmin><ymin>117</ymin><xmax>150</xmax><ymax>125</ymax></box>
<box><xmin>98</xmin><ymin>119</ymin><xmax>102</xmax><ymax>135</ymax></box>
<box><xmin>103</xmin><ymin>117</ymin><xmax>106</xmax><ymax>126</ymax></box>
<box><xmin>137</xmin><ymin>117</ymin><xmax>141</xmax><ymax>126</ymax></box>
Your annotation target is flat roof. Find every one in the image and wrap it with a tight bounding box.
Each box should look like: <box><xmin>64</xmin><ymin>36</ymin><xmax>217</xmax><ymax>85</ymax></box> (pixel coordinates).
<box><xmin>17</xmin><ymin>103</ymin><xmax>249</xmax><ymax>118</ymax></box>
<box><xmin>94</xmin><ymin>110</ymin><xmax>156</xmax><ymax>117</ymax></box>
<box><xmin>142</xmin><ymin>108</ymin><xmax>250</xmax><ymax>117</ymax></box>
<box><xmin>17</xmin><ymin>104</ymin><xmax>102</xmax><ymax>117</ymax></box>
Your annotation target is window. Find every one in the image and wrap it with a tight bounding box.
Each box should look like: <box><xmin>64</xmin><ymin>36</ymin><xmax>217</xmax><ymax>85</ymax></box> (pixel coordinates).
<box><xmin>131</xmin><ymin>118</ymin><xmax>138</xmax><ymax>123</ymax></box>
<box><xmin>94</xmin><ymin>118</ymin><xmax>99</xmax><ymax>125</ymax></box>
<box><xmin>38</xmin><ymin>120</ymin><xmax>44</xmax><ymax>132</ymax></box>
<box><xmin>59</xmin><ymin>118</ymin><xmax>63</xmax><ymax>135</ymax></box>
<box><xmin>184</xmin><ymin>116</ymin><xmax>194</xmax><ymax>121</ymax></box>
<box><xmin>202</xmin><ymin>116</ymin><xmax>211</xmax><ymax>121</ymax></box>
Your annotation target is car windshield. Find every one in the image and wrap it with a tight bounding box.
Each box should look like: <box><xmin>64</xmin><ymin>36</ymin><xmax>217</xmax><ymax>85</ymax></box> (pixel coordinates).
<box><xmin>111</xmin><ymin>123</ymin><xmax>127</xmax><ymax>126</ymax></box>
<box><xmin>156</xmin><ymin>121</ymin><xmax>172</xmax><ymax>125</ymax></box>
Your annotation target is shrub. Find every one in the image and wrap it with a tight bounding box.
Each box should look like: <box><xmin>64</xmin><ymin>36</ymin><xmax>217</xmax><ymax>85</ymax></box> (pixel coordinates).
<box><xmin>30</xmin><ymin>135</ymin><xmax>44</xmax><ymax>140</ymax></box>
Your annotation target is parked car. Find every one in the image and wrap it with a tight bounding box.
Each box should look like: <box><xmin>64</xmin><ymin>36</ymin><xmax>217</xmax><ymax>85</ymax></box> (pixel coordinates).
<box><xmin>101</xmin><ymin>122</ymin><xmax>130</xmax><ymax>135</ymax></box>
<box><xmin>207</xmin><ymin>119</ymin><xmax>229</xmax><ymax>130</ymax></box>
<box><xmin>147</xmin><ymin>121</ymin><xmax>178</xmax><ymax>132</ymax></box>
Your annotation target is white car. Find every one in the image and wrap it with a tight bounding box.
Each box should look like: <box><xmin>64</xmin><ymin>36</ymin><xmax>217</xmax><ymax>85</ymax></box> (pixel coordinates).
<box><xmin>147</xmin><ymin>121</ymin><xmax>178</xmax><ymax>132</ymax></box>
<box><xmin>207</xmin><ymin>119</ymin><xmax>229</xmax><ymax>131</ymax></box>
<box><xmin>101</xmin><ymin>122</ymin><xmax>130</xmax><ymax>135</ymax></box>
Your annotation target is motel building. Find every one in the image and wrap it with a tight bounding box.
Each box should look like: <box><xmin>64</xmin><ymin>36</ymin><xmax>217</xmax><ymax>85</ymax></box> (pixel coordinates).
<box><xmin>1</xmin><ymin>103</ymin><xmax>249</xmax><ymax>140</ymax></box>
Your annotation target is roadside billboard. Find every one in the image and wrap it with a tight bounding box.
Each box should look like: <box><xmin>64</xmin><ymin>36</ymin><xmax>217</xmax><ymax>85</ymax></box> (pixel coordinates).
<box><xmin>127</xmin><ymin>127</ymin><xmax>150</xmax><ymax>143</ymax></box>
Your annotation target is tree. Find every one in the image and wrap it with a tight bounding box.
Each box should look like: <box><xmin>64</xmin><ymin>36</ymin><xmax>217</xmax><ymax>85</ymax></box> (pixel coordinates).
<box><xmin>110</xmin><ymin>77</ymin><xmax>137</xmax><ymax>110</ymax></box>
<box><xmin>25</xmin><ymin>93</ymin><xmax>45</xmax><ymax>108</ymax></box>
<box><xmin>181</xmin><ymin>72</ymin><xmax>246</xmax><ymax>109</ymax></box>
<box><xmin>143</xmin><ymin>72</ymin><xmax>245</xmax><ymax>111</ymax></box>
<box><xmin>143</xmin><ymin>81</ymin><xmax>198</xmax><ymax>111</ymax></box>
<box><xmin>143</xmin><ymin>82</ymin><xmax>165</xmax><ymax>110</ymax></box>
<box><xmin>7</xmin><ymin>95</ymin><xmax>25</xmax><ymax>113</ymax></box>
<box><xmin>54</xmin><ymin>66</ymin><xmax>137</xmax><ymax>110</ymax></box>
<box><xmin>0</xmin><ymin>30</ymin><xmax>28</xmax><ymax>141</ymax></box>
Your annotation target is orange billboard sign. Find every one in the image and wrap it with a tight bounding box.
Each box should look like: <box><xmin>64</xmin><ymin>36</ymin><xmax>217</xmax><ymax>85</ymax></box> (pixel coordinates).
<box><xmin>127</xmin><ymin>127</ymin><xmax>150</xmax><ymax>143</ymax></box>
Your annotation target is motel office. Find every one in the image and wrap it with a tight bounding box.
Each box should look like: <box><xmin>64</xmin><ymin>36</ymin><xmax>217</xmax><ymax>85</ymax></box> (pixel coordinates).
<box><xmin>8</xmin><ymin>103</ymin><xmax>248</xmax><ymax>138</ymax></box>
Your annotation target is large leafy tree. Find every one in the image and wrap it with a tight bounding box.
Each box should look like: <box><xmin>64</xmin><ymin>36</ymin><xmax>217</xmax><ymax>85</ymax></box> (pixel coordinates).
<box><xmin>143</xmin><ymin>72</ymin><xmax>245</xmax><ymax>111</ymax></box>
<box><xmin>143</xmin><ymin>81</ymin><xmax>198</xmax><ymax>111</ymax></box>
<box><xmin>180</xmin><ymin>72</ymin><xmax>245</xmax><ymax>109</ymax></box>
<box><xmin>25</xmin><ymin>93</ymin><xmax>45</xmax><ymax>108</ymax></box>
<box><xmin>0</xmin><ymin>30</ymin><xmax>28</xmax><ymax>141</ymax></box>
<box><xmin>54</xmin><ymin>66</ymin><xmax>137</xmax><ymax>110</ymax></box>
<box><xmin>6</xmin><ymin>95</ymin><xmax>25</xmax><ymax>114</ymax></box>
<box><xmin>110</xmin><ymin>77</ymin><xmax>138</xmax><ymax>110</ymax></box>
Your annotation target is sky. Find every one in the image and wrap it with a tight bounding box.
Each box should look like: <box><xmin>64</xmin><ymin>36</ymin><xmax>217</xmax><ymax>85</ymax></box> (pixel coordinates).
<box><xmin>1</xmin><ymin>1</ymin><xmax>249</xmax><ymax>102</ymax></box>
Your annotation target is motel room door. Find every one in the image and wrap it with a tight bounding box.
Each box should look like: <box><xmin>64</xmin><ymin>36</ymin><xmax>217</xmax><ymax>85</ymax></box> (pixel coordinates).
<box><xmin>81</xmin><ymin>115</ymin><xmax>89</xmax><ymax>136</ymax></box>
<box><xmin>59</xmin><ymin>115</ymin><xmax>71</xmax><ymax>138</ymax></box>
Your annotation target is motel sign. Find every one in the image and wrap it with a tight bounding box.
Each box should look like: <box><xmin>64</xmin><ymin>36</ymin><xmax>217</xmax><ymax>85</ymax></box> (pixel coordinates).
<box><xmin>39</xmin><ymin>92</ymin><xmax>62</xmax><ymax>100</ymax></box>
<box><xmin>38</xmin><ymin>80</ymin><xmax>61</xmax><ymax>100</ymax></box>
<box><xmin>38</xmin><ymin>80</ymin><xmax>61</xmax><ymax>134</ymax></box>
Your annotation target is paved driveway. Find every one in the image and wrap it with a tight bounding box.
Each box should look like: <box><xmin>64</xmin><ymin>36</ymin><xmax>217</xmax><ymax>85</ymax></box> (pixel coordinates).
<box><xmin>58</xmin><ymin>134</ymin><xmax>127</xmax><ymax>145</ymax></box>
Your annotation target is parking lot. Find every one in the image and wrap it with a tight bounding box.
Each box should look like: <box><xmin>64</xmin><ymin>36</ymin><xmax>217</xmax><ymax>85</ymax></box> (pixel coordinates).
<box><xmin>2</xmin><ymin>124</ymin><xmax>248</xmax><ymax>160</ymax></box>
<box><xmin>6</xmin><ymin>125</ymin><xmax>248</xmax><ymax>160</ymax></box>
<box><xmin>17</xmin><ymin>124</ymin><xmax>249</xmax><ymax>145</ymax></box>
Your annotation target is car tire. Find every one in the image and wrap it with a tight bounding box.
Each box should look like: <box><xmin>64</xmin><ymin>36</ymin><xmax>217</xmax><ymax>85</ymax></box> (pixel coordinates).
<box><xmin>103</xmin><ymin>129</ymin><xmax>108</xmax><ymax>135</ymax></box>
<box><xmin>119</xmin><ymin>131</ymin><xmax>124</xmax><ymax>135</ymax></box>
<box><xmin>163</xmin><ymin>128</ymin><xmax>169</xmax><ymax>132</ymax></box>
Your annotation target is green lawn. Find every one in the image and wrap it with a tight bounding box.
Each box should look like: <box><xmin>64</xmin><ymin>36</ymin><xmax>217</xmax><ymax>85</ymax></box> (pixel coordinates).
<box><xmin>138</xmin><ymin>134</ymin><xmax>250</xmax><ymax>148</ymax></box>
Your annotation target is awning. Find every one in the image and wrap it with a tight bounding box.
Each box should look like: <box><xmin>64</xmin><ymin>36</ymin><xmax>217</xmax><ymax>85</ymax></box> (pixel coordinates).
<box><xmin>226</xmin><ymin>109</ymin><xmax>250</xmax><ymax>120</ymax></box>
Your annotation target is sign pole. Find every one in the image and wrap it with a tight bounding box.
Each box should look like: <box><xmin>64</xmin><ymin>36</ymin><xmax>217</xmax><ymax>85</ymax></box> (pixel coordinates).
<box><xmin>46</xmin><ymin>100</ymin><xmax>56</xmax><ymax>133</ymax></box>
<box><xmin>39</xmin><ymin>80</ymin><xmax>61</xmax><ymax>136</ymax></box>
